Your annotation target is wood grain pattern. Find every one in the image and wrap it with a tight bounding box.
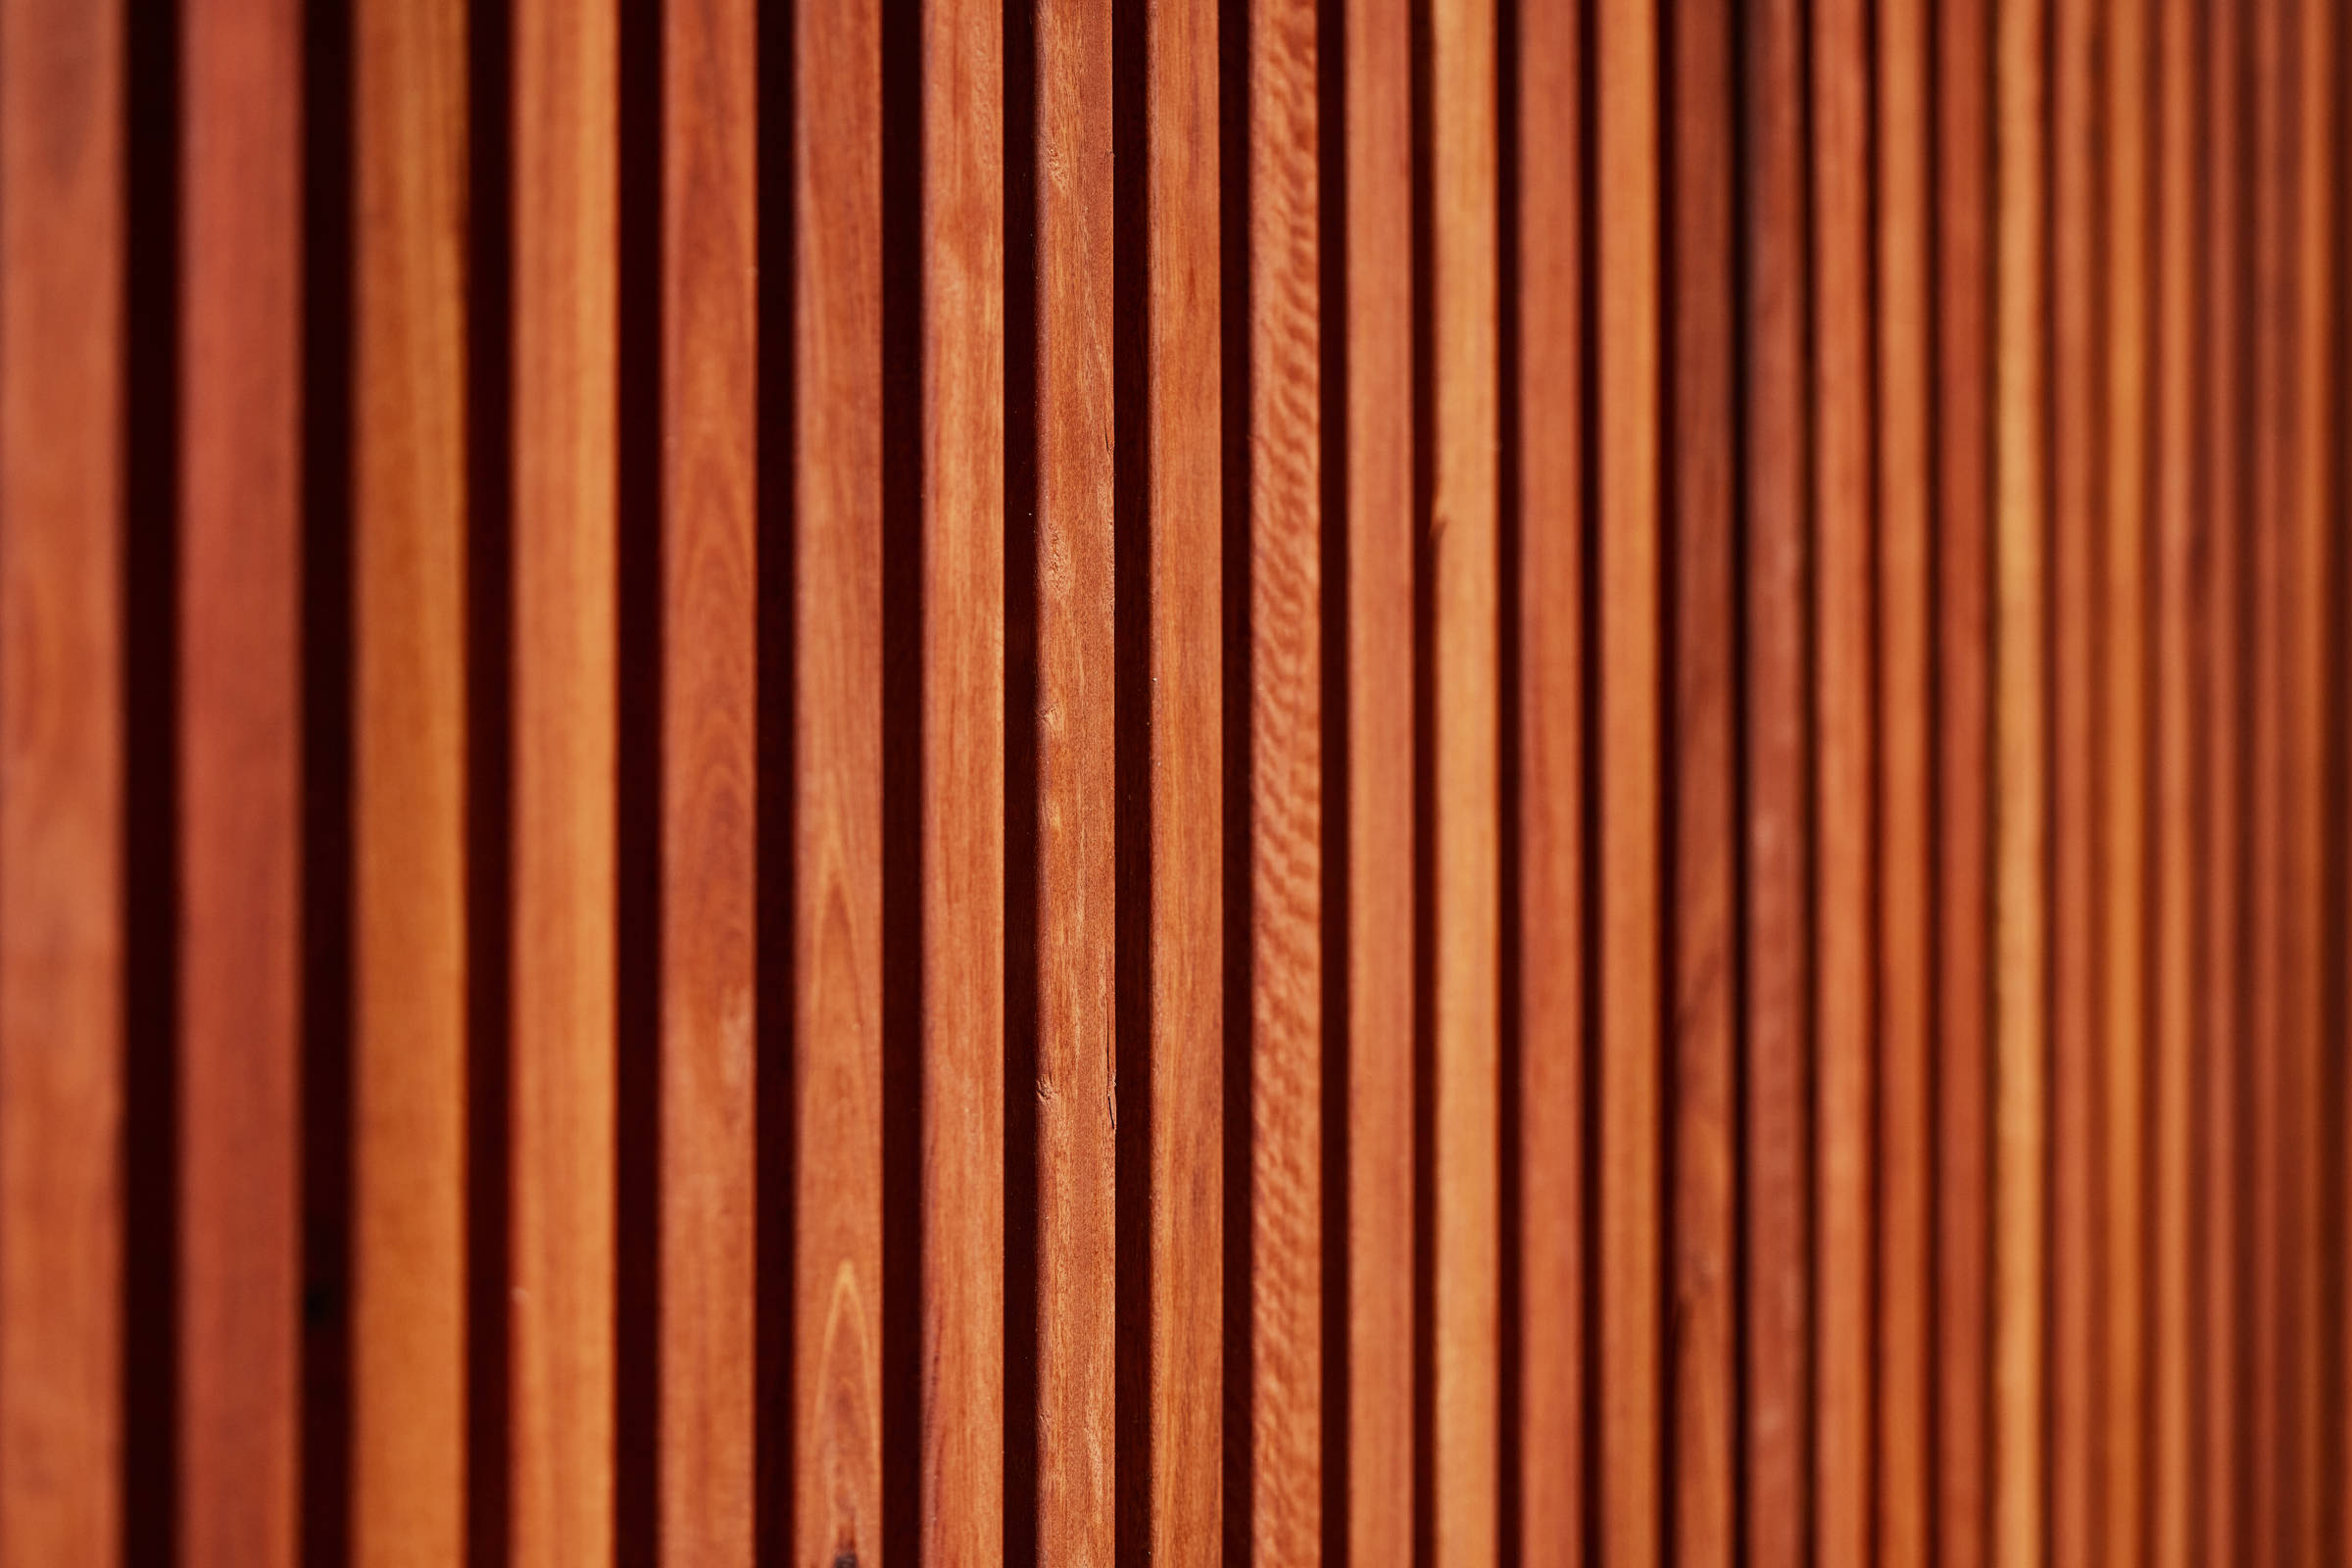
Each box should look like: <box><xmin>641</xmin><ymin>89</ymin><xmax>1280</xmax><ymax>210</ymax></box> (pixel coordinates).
<box><xmin>1810</xmin><ymin>0</ymin><xmax>1874</xmax><ymax>1551</ymax></box>
<box><xmin>1599</xmin><ymin>1</ymin><xmax>1662</xmax><ymax>1562</ymax></box>
<box><xmin>1992</xmin><ymin>0</ymin><xmax>2051</xmax><ymax>1559</ymax></box>
<box><xmin>920</xmin><ymin>0</ymin><xmax>1006</xmax><ymax>1553</ymax></box>
<box><xmin>1667</xmin><ymin>0</ymin><xmax>1735</xmax><ymax>1555</ymax></box>
<box><xmin>1933</xmin><ymin>0</ymin><xmax>1994</xmax><ymax>1559</ymax></box>
<box><xmin>510</xmin><ymin>0</ymin><xmax>615</xmax><ymax>1558</ymax></box>
<box><xmin>1511</xmin><ymin>0</ymin><xmax>1584</xmax><ymax>1556</ymax></box>
<box><xmin>179</xmin><ymin>0</ymin><xmax>302</xmax><ymax>1561</ymax></box>
<box><xmin>1432</xmin><ymin>0</ymin><xmax>1498</xmax><ymax>1559</ymax></box>
<box><xmin>1032</xmin><ymin>0</ymin><xmax>1117</xmax><ymax>1554</ymax></box>
<box><xmin>661</xmin><ymin>0</ymin><xmax>758</xmax><ymax>1552</ymax></box>
<box><xmin>353</xmin><ymin>0</ymin><xmax>470</xmax><ymax>1554</ymax></box>
<box><xmin>1873</xmin><ymin>0</ymin><xmax>1932</xmax><ymax>1555</ymax></box>
<box><xmin>0</xmin><ymin>0</ymin><xmax>124</xmax><ymax>1559</ymax></box>
<box><xmin>1741</xmin><ymin>0</ymin><xmax>1811</xmax><ymax>1558</ymax></box>
<box><xmin>793</xmin><ymin>0</ymin><xmax>886</xmax><ymax>1556</ymax></box>
<box><xmin>1247</xmin><ymin>0</ymin><xmax>1321</xmax><ymax>1556</ymax></box>
<box><xmin>1144</xmin><ymin>0</ymin><xmax>1225</xmax><ymax>1549</ymax></box>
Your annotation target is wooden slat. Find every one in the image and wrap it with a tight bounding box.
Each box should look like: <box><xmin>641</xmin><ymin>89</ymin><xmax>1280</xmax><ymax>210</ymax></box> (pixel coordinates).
<box><xmin>793</xmin><ymin>0</ymin><xmax>885</xmax><ymax>1553</ymax></box>
<box><xmin>2147</xmin><ymin>0</ymin><xmax>2199</xmax><ymax>1560</ymax></box>
<box><xmin>1031</xmin><ymin>0</ymin><xmax>1116</xmax><ymax>1553</ymax></box>
<box><xmin>510</xmin><ymin>0</ymin><xmax>615</xmax><ymax>1558</ymax></box>
<box><xmin>1933</xmin><ymin>0</ymin><xmax>1994</xmax><ymax>1557</ymax></box>
<box><xmin>1811</xmin><ymin>0</ymin><xmax>1874</xmax><ymax>1550</ymax></box>
<box><xmin>1511</xmin><ymin>0</ymin><xmax>1584</xmax><ymax>1555</ymax></box>
<box><xmin>1599</xmin><ymin>0</ymin><xmax>1661</xmax><ymax>1562</ymax></box>
<box><xmin>180</xmin><ymin>0</ymin><xmax>302</xmax><ymax>1560</ymax></box>
<box><xmin>353</xmin><ymin>0</ymin><xmax>469</xmax><ymax>1554</ymax></box>
<box><xmin>0</xmin><ymin>0</ymin><xmax>124</xmax><ymax>1559</ymax></box>
<box><xmin>1247</xmin><ymin>0</ymin><xmax>1322</xmax><ymax>1555</ymax></box>
<box><xmin>1142</xmin><ymin>0</ymin><xmax>1224</xmax><ymax>1547</ymax></box>
<box><xmin>1432</xmin><ymin>0</ymin><xmax>1499</xmax><ymax>1559</ymax></box>
<box><xmin>1667</xmin><ymin>0</ymin><xmax>1735</xmax><ymax>1555</ymax></box>
<box><xmin>920</xmin><ymin>0</ymin><xmax>1005</xmax><ymax>1552</ymax></box>
<box><xmin>1873</xmin><ymin>0</ymin><xmax>1933</xmax><ymax>1554</ymax></box>
<box><xmin>661</xmin><ymin>0</ymin><xmax>758</xmax><ymax>1551</ymax></box>
<box><xmin>1991</xmin><ymin>0</ymin><xmax>2051</xmax><ymax>1560</ymax></box>
<box><xmin>1742</xmin><ymin>0</ymin><xmax>1810</xmax><ymax>1558</ymax></box>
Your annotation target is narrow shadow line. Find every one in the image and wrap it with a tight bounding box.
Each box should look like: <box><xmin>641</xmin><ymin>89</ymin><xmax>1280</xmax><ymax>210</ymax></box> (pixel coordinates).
<box><xmin>877</xmin><ymin>0</ymin><xmax>926</xmax><ymax>1556</ymax></box>
<box><xmin>1654</xmin><ymin>1</ymin><xmax>1681</xmax><ymax>1560</ymax></box>
<box><xmin>1001</xmin><ymin>0</ymin><xmax>1044</xmax><ymax>1557</ymax></box>
<box><xmin>1727</xmin><ymin>0</ymin><xmax>1757</xmax><ymax>1553</ymax></box>
<box><xmin>753</xmin><ymin>0</ymin><xmax>800</xmax><ymax>1561</ymax></box>
<box><xmin>300</xmin><ymin>1</ymin><xmax>357</xmax><ymax>1558</ymax></box>
<box><xmin>1575</xmin><ymin>0</ymin><xmax>1604</xmax><ymax>1554</ymax></box>
<box><xmin>1315</xmin><ymin>0</ymin><xmax>1354</xmax><ymax>1556</ymax></box>
<box><xmin>612</xmin><ymin>0</ymin><xmax>665</xmax><ymax>1556</ymax></box>
<box><xmin>122</xmin><ymin>2</ymin><xmax>182</xmax><ymax>1557</ymax></box>
<box><xmin>464</xmin><ymin>0</ymin><xmax>515</xmax><ymax>1557</ymax></box>
<box><xmin>1494</xmin><ymin>0</ymin><xmax>1525</xmax><ymax>1558</ymax></box>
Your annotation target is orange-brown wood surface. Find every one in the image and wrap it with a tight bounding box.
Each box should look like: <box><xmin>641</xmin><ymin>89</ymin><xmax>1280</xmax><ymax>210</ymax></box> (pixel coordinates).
<box><xmin>179</xmin><ymin>0</ymin><xmax>302</xmax><ymax>1561</ymax></box>
<box><xmin>353</xmin><ymin>0</ymin><xmax>469</xmax><ymax>1556</ymax></box>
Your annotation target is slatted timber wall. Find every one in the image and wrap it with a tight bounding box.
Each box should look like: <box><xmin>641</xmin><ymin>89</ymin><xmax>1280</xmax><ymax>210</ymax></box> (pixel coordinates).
<box><xmin>0</xmin><ymin>0</ymin><xmax>2345</xmax><ymax>1562</ymax></box>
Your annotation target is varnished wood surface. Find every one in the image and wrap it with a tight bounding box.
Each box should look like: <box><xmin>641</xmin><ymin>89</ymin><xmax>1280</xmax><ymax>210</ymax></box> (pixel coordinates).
<box><xmin>0</xmin><ymin>2</ymin><xmax>2338</xmax><ymax>1560</ymax></box>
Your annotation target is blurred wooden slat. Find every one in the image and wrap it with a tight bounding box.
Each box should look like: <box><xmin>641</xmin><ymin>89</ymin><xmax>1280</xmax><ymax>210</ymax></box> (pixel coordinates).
<box><xmin>0</xmin><ymin>0</ymin><xmax>124</xmax><ymax>1560</ymax></box>
<box><xmin>2147</xmin><ymin>1</ymin><xmax>2198</xmax><ymax>1561</ymax></box>
<box><xmin>661</xmin><ymin>0</ymin><xmax>758</xmax><ymax>1551</ymax></box>
<box><xmin>1246</xmin><ymin>0</ymin><xmax>1322</xmax><ymax>1555</ymax></box>
<box><xmin>1031</xmin><ymin>0</ymin><xmax>1116</xmax><ymax>1553</ymax></box>
<box><xmin>1873</xmin><ymin>0</ymin><xmax>1932</xmax><ymax>1554</ymax></box>
<box><xmin>1666</xmin><ymin>0</ymin><xmax>1735</xmax><ymax>1555</ymax></box>
<box><xmin>1432</xmin><ymin>0</ymin><xmax>1499</xmax><ymax>1559</ymax></box>
<box><xmin>353</xmin><ymin>0</ymin><xmax>469</xmax><ymax>1555</ymax></box>
<box><xmin>180</xmin><ymin>0</ymin><xmax>302</xmax><ymax>1561</ymax></box>
<box><xmin>1141</xmin><ymin>0</ymin><xmax>1224</xmax><ymax>1549</ymax></box>
<box><xmin>920</xmin><ymin>0</ymin><xmax>1005</xmax><ymax>1551</ymax></box>
<box><xmin>1934</xmin><ymin>0</ymin><xmax>1994</xmax><ymax>1556</ymax></box>
<box><xmin>509</xmin><ymin>0</ymin><xmax>615</xmax><ymax>1558</ymax></box>
<box><xmin>1598</xmin><ymin>1</ymin><xmax>1661</xmax><ymax>1563</ymax></box>
<box><xmin>1992</xmin><ymin>0</ymin><xmax>2051</xmax><ymax>1560</ymax></box>
<box><xmin>1811</xmin><ymin>0</ymin><xmax>1874</xmax><ymax>1550</ymax></box>
<box><xmin>1511</xmin><ymin>0</ymin><xmax>1583</xmax><ymax>1555</ymax></box>
<box><xmin>1741</xmin><ymin>0</ymin><xmax>1810</xmax><ymax>1558</ymax></box>
<box><xmin>793</xmin><ymin>0</ymin><xmax>885</xmax><ymax>1554</ymax></box>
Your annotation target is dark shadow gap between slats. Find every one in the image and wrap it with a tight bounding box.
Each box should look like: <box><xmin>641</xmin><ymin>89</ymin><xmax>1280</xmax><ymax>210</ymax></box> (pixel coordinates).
<box><xmin>1000</xmin><ymin>0</ymin><xmax>1042</xmax><ymax>1554</ymax></box>
<box><xmin>877</xmin><ymin>0</ymin><xmax>924</xmax><ymax>1553</ymax></box>
<box><xmin>1917</xmin><ymin>0</ymin><xmax>1941</xmax><ymax>1545</ymax></box>
<box><xmin>1218</xmin><ymin>0</ymin><xmax>1256</xmax><ymax>1554</ymax></box>
<box><xmin>754</xmin><ymin>0</ymin><xmax>800</xmax><ymax>1558</ymax></box>
<box><xmin>1727</xmin><ymin>0</ymin><xmax>1755</xmax><ymax>1551</ymax></box>
<box><xmin>1315</xmin><ymin>0</ymin><xmax>1352</xmax><ymax>1555</ymax></box>
<box><xmin>1406</xmin><ymin>0</ymin><xmax>1438</xmax><ymax>1557</ymax></box>
<box><xmin>1109</xmin><ymin>0</ymin><xmax>1154</xmax><ymax>1547</ymax></box>
<box><xmin>1655</xmin><ymin>0</ymin><xmax>1681</xmax><ymax>1556</ymax></box>
<box><xmin>1577</xmin><ymin>0</ymin><xmax>1603</xmax><ymax>1555</ymax></box>
<box><xmin>300</xmin><ymin>0</ymin><xmax>357</xmax><ymax>1555</ymax></box>
<box><xmin>1494</xmin><ymin>0</ymin><xmax>1524</xmax><ymax>1557</ymax></box>
<box><xmin>613</xmin><ymin>0</ymin><xmax>664</xmax><ymax>1554</ymax></box>
<box><xmin>464</xmin><ymin>0</ymin><xmax>515</xmax><ymax>1556</ymax></box>
<box><xmin>122</xmin><ymin>0</ymin><xmax>181</xmax><ymax>1556</ymax></box>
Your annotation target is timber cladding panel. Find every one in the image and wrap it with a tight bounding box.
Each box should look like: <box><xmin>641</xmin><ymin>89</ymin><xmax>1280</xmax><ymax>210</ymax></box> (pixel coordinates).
<box><xmin>0</xmin><ymin>0</ymin><xmax>2344</xmax><ymax>1562</ymax></box>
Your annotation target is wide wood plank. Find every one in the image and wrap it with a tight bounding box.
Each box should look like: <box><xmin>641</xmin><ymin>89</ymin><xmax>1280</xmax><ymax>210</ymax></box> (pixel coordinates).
<box><xmin>1432</xmin><ymin>0</ymin><xmax>1499</xmax><ymax>1559</ymax></box>
<box><xmin>180</xmin><ymin>0</ymin><xmax>303</xmax><ymax>1560</ymax></box>
<box><xmin>1598</xmin><ymin>0</ymin><xmax>1661</xmax><ymax>1562</ymax></box>
<box><xmin>1030</xmin><ymin>0</ymin><xmax>1116</xmax><ymax>1555</ymax></box>
<box><xmin>1992</xmin><ymin>0</ymin><xmax>2051</xmax><ymax>1558</ymax></box>
<box><xmin>353</xmin><ymin>0</ymin><xmax>469</xmax><ymax>1555</ymax></box>
<box><xmin>1511</xmin><ymin>0</ymin><xmax>1584</xmax><ymax>1556</ymax></box>
<box><xmin>793</xmin><ymin>0</ymin><xmax>886</xmax><ymax>1556</ymax></box>
<box><xmin>1667</xmin><ymin>0</ymin><xmax>1735</xmax><ymax>1555</ymax></box>
<box><xmin>0</xmin><ymin>0</ymin><xmax>125</xmax><ymax>1558</ymax></box>
<box><xmin>510</xmin><ymin>0</ymin><xmax>615</xmax><ymax>1559</ymax></box>
<box><xmin>1874</xmin><ymin>0</ymin><xmax>1933</xmax><ymax>1555</ymax></box>
<box><xmin>1741</xmin><ymin>0</ymin><xmax>1811</xmax><ymax>1558</ymax></box>
<box><xmin>920</xmin><ymin>0</ymin><xmax>1006</xmax><ymax>1553</ymax></box>
<box><xmin>1247</xmin><ymin>0</ymin><xmax>1322</xmax><ymax>1556</ymax></box>
<box><xmin>661</xmin><ymin>0</ymin><xmax>758</xmax><ymax>1552</ymax></box>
